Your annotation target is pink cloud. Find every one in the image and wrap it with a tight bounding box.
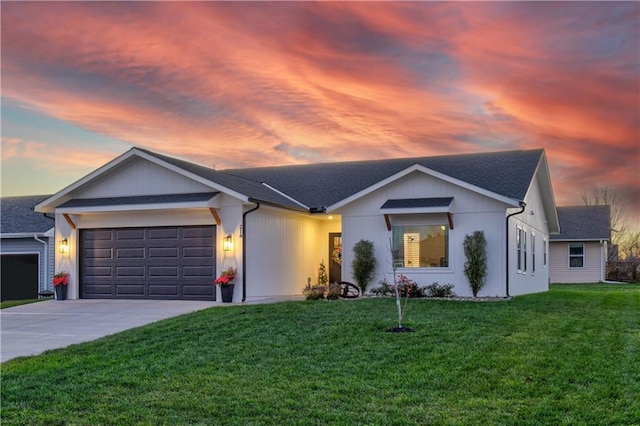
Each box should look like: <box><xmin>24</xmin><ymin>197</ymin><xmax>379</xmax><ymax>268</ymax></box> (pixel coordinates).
<box><xmin>1</xmin><ymin>2</ymin><xmax>638</xmax><ymax>225</ymax></box>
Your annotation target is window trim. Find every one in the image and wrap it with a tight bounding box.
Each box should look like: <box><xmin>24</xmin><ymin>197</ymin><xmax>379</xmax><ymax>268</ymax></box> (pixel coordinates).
<box><xmin>392</xmin><ymin>223</ymin><xmax>450</xmax><ymax>270</ymax></box>
<box><xmin>568</xmin><ymin>242</ymin><xmax>585</xmax><ymax>269</ymax></box>
<box><xmin>531</xmin><ymin>233</ymin><xmax>536</xmax><ymax>274</ymax></box>
<box><xmin>516</xmin><ymin>227</ymin><xmax>523</xmax><ymax>272</ymax></box>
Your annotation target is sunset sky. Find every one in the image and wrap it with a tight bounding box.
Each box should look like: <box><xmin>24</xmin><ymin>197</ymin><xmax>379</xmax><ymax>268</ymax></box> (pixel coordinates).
<box><xmin>1</xmin><ymin>2</ymin><xmax>638</xmax><ymax>227</ymax></box>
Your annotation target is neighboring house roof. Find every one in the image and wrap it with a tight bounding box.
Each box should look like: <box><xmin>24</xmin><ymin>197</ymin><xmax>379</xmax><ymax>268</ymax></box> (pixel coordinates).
<box><xmin>1</xmin><ymin>195</ymin><xmax>54</xmax><ymax>235</ymax></box>
<box><xmin>550</xmin><ymin>205</ymin><xmax>611</xmax><ymax>241</ymax></box>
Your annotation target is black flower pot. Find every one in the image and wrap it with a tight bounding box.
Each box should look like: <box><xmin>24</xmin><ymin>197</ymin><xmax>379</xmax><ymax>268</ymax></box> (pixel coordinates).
<box><xmin>220</xmin><ymin>284</ymin><xmax>235</xmax><ymax>303</ymax></box>
<box><xmin>54</xmin><ymin>285</ymin><xmax>67</xmax><ymax>300</ymax></box>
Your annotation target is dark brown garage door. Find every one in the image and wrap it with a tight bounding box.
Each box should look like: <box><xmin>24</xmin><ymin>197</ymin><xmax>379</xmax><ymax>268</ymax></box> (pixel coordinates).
<box><xmin>80</xmin><ymin>226</ymin><xmax>216</xmax><ymax>300</ymax></box>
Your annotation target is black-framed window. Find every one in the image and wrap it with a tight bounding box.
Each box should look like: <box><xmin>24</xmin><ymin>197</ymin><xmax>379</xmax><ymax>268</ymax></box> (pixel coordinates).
<box><xmin>569</xmin><ymin>243</ymin><xmax>585</xmax><ymax>268</ymax></box>
<box><xmin>392</xmin><ymin>225</ymin><xmax>449</xmax><ymax>268</ymax></box>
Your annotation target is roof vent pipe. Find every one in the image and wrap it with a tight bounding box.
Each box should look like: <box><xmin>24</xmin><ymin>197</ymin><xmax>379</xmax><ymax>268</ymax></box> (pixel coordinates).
<box><xmin>241</xmin><ymin>200</ymin><xmax>261</xmax><ymax>302</ymax></box>
<box><xmin>505</xmin><ymin>201</ymin><xmax>526</xmax><ymax>298</ymax></box>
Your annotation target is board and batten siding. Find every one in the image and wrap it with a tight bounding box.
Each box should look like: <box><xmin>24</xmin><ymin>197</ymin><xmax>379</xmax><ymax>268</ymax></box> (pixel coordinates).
<box><xmin>337</xmin><ymin>170</ymin><xmax>513</xmax><ymax>297</ymax></box>
<box><xmin>245</xmin><ymin>208</ymin><xmax>326</xmax><ymax>298</ymax></box>
<box><xmin>506</xmin><ymin>175</ymin><xmax>551</xmax><ymax>296</ymax></box>
<box><xmin>76</xmin><ymin>157</ymin><xmax>214</xmax><ymax>199</ymax></box>
<box><xmin>549</xmin><ymin>241</ymin><xmax>604</xmax><ymax>283</ymax></box>
<box><xmin>1</xmin><ymin>237</ymin><xmax>54</xmax><ymax>293</ymax></box>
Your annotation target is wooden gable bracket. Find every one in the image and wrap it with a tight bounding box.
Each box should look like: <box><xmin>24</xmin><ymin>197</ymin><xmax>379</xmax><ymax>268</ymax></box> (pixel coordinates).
<box><xmin>447</xmin><ymin>212</ymin><xmax>454</xmax><ymax>230</ymax></box>
<box><xmin>209</xmin><ymin>208</ymin><xmax>221</xmax><ymax>226</ymax></box>
<box><xmin>384</xmin><ymin>214</ymin><xmax>391</xmax><ymax>231</ymax></box>
<box><xmin>63</xmin><ymin>213</ymin><xmax>76</xmax><ymax>230</ymax></box>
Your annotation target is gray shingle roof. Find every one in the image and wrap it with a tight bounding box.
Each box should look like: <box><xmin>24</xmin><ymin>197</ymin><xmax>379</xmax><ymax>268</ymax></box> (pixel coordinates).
<box><xmin>1</xmin><ymin>195</ymin><xmax>54</xmax><ymax>234</ymax></box>
<box><xmin>222</xmin><ymin>149</ymin><xmax>543</xmax><ymax>209</ymax></box>
<box><xmin>550</xmin><ymin>205</ymin><xmax>611</xmax><ymax>241</ymax></box>
<box><xmin>138</xmin><ymin>148</ymin><xmax>306</xmax><ymax>210</ymax></box>
<box><xmin>381</xmin><ymin>197</ymin><xmax>454</xmax><ymax>209</ymax></box>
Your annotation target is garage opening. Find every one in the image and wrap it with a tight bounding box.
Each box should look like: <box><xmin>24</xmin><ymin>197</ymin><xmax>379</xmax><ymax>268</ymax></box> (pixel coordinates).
<box><xmin>80</xmin><ymin>225</ymin><xmax>216</xmax><ymax>300</ymax></box>
<box><xmin>1</xmin><ymin>254</ymin><xmax>39</xmax><ymax>301</ymax></box>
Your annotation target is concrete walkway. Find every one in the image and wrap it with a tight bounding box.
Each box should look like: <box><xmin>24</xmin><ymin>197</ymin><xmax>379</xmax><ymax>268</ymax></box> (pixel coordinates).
<box><xmin>1</xmin><ymin>299</ymin><xmax>218</xmax><ymax>363</ymax></box>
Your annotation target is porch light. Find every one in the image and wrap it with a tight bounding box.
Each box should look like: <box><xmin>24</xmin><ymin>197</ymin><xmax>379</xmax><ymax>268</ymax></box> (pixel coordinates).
<box><xmin>223</xmin><ymin>235</ymin><xmax>233</xmax><ymax>252</ymax></box>
<box><xmin>59</xmin><ymin>238</ymin><xmax>69</xmax><ymax>254</ymax></box>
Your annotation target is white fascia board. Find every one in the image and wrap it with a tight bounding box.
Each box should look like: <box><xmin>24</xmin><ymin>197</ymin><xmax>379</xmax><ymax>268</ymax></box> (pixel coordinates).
<box><xmin>327</xmin><ymin>164</ymin><xmax>520</xmax><ymax>212</ymax></box>
<box><xmin>380</xmin><ymin>206</ymin><xmax>450</xmax><ymax>215</ymax></box>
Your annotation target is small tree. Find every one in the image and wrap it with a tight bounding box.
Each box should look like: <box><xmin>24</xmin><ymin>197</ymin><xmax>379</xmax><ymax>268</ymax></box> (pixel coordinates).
<box><xmin>463</xmin><ymin>231</ymin><xmax>488</xmax><ymax>297</ymax></box>
<box><xmin>352</xmin><ymin>240</ymin><xmax>377</xmax><ymax>293</ymax></box>
<box><xmin>317</xmin><ymin>260</ymin><xmax>328</xmax><ymax>285</ymax></box>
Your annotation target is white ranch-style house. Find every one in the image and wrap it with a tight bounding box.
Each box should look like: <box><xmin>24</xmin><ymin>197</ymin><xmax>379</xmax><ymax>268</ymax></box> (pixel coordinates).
<box><xmin>35</xmin><ymin>147</ymin><xmax>561</xmax><ymax>302</ymax></box>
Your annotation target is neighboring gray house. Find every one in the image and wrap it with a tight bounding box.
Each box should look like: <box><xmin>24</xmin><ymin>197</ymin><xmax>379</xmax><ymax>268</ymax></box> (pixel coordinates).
<box><xmin>549</xmin><ymin>205</ymin><xmax>611</xmax><ymax>283</ymax></box>
<box><xmin>35</xmin><ymin>147</ymin><xmax>560</xmax><ymax>301</ymax></box>
<box><xmin>1</xmin><ymin>195</ymin><xmax>55</xmax><ymax>300</ymax></box>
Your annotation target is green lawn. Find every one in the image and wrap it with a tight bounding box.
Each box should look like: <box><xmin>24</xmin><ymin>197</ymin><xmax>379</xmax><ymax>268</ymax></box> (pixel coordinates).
<box><xmin>2</xmin><ymin>284</ymin><xmax>639</xmax><ymax>425</ymax></box>
<box><xmin>0</xmin><ymin>299</ymin><xmax>45</xmax><ymax>309</ymax></box>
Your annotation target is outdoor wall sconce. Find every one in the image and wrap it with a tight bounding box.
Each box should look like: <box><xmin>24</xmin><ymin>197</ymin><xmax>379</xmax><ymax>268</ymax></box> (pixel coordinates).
<box><xmin>59</xmin><ymin>238</ymin><xmax>69</xmax><ymax>254</ymax></box>
<box><xmin>223</xmin><ymin>235</ymin><xmax>233</xmax><ymax>252</ymax></box>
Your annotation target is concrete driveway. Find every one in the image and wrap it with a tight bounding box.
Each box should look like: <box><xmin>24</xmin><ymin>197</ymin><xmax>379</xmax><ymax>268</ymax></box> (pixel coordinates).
<box><xmin>1</xmin><ymin>299</ymin><xmax>217</xmax><ymax>363</ymax></box>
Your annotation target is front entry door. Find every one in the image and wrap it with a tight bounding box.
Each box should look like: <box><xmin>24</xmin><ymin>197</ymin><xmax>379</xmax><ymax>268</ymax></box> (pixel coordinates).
<box><xmin>329</xmin><ymin>233</ymin><xmax>342</xmax><ymax>283</ymax></box>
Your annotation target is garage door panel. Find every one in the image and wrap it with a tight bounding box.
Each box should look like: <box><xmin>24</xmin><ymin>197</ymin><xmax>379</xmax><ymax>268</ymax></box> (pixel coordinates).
<box><xmin>81</xmin><ymin>226</ymin><xmax>215</xmax><ymax>300</ymax></box>
<box><xmin>116</xmin><ymin>229</ymin><xmax>145</xmax><ymax>240</ymax></box>
<box><xmin>84</xmin><ymin>248</ymin><xmax>113</xmax><ymax>259</ymax></box>
<box><xmin>183</xmin><ymin>266</ymin><xmax>214</xmax><ymax>277</ymax></box>
<box><xmin>116</xmin><ymin>248</ymin><xmax>145</xmax><ymax>259</ymax></box>
<box><xmin>84</xmin><ymin>284</ymin><xmax>113</xmax><ymax>296</ymax></box>
<box><xmin>183</xmin><ymin>247</ymin><xmax>213</xmax><ymax>258</ymax></box>
<box><xmin>148</xmin><ymin>228</ymin><xmax>179</xmax><ymax>240</ymax></box>
<box><xmin>149</xmin><ymin>247</ymin><xmax>179</xmax><ymax>259</ymax></box>
<box><xmin>183</xmin><ymin>227</ymin><xmax>214</xmax><ymax>239</ymax></box>
<box><xmin>84</xmin><ymin>230</ymin><xmax>114</xmax><ymax>241</ymax></box>
<box><xmin>116</xmin><ymin>285</ymin><xmax>146</xmax><ymax>296</ymax></box>
<box><xmin>149</xmin><ymin>266</ymin><xmax>179</xmax><ymax>277</ymax></box>
<box><xmin>116</xmin><ymin>266</ymin><xmax>145</xmax><ymax>277</ymax></box>
<box><xmin>148</xmin><ymin>285</ymin><xmax>179</xmax><ymax>296</ymax></box>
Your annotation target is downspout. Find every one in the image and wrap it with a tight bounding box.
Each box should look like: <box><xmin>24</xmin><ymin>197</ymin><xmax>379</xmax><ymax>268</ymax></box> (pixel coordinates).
<box><xmin>505</xmin><ymin>201</ymin><xmax>526</xmax><ymax>298</ymax></box>
<box><xmin>33</xmin><ymin>234</ymin><xmax>48</xmax><ymax>295</ymax></box>
<box><xmin>241</xmin><ymin>201</ymin><xmax>261</xmax><ymax>302</ymax></box>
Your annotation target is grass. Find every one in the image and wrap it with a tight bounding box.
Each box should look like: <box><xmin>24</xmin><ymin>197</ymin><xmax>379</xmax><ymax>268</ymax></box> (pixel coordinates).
<box><xmin>1</xmin><ymin>284</ymin><xmax>639</xmax><ymax>425</ymax></box>
<box><xmin>0</xmin><ymin>299</ymin><xmax>45</xmax><ymax>309</ymax></box>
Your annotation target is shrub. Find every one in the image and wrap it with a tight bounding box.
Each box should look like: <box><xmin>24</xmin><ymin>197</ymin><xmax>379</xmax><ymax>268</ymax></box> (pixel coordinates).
<box><xmin>370</xmin><ymin>276</ymin><xmax>426</xmax><ymax>298</ymax></box>
<box><xmin>352</xmin><ymin>240</ymin><xmax>377</xmax><ymax>293</ymax></box>
<box><xmin>303</xmin><ymin>285</ymin><xmax>326</xmax><ymax>300</ymax></box>
<box><xmin>326</xmin><ymin>282</ymin><xmax>341</xmax><ymax>300</ymax></box>
<box><xmin>318</xmin><ymin>260</ymin><xmax>328</xmax><ymax>285</ymax></box>
<box><xmin>463</xmin><ymin>231</ymin><xmax>488</xmax><ymax>297</ymax></box>
<box><xmin>425</xmin><ymin>282</ymin><xmax>456</xmax><ymax>298</ymax></box>
<box><xmin>370</xmin><ymin>279</ymin><xmax>395</xmax><ymax>296</ymax></box>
